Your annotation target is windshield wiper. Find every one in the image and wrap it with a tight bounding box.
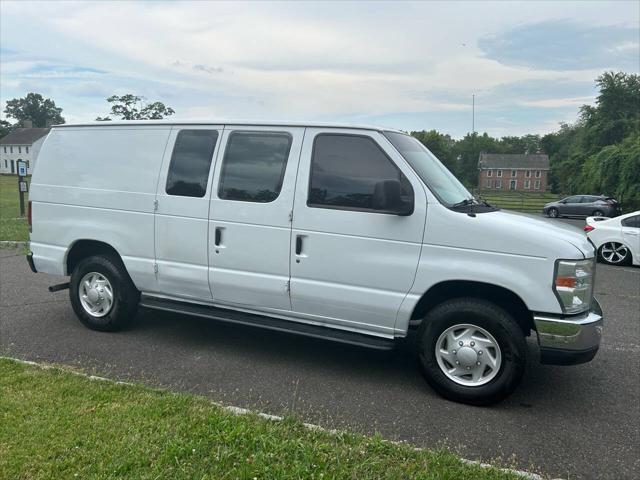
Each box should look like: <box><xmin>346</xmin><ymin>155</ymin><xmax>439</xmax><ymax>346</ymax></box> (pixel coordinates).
<box><xmin>451</xmin><ymin>198</ymin><xmax>476</xmax><ymax>209</ymax></box>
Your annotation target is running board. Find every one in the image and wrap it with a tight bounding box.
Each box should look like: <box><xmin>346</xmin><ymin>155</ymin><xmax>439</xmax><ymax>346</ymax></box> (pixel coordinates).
<box><xmin>139</xmin><ymin>295</ymin><xmax>395</xmax><ymax>351</ymax></box>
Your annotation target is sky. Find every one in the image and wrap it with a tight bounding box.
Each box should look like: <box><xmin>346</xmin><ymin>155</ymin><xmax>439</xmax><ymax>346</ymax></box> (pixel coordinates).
<box><xmin>0</xmin><ymin>0</ymin><xmax>638</xmax><ymax>138</ymax></box>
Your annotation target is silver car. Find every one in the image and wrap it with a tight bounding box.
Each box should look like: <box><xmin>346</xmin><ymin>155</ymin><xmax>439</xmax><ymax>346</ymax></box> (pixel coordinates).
<box><xmin>543</xmin><ymin>195</ymin><xmax>620</xmax><ymax>218</ymax></box>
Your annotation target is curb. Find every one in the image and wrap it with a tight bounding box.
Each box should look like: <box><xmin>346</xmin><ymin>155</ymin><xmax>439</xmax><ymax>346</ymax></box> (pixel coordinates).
<box><xmin>0</xmin><ymin>356</ymin><xmax>552</xmax><ymax>480</ymax></box>
<box><xmin>0</xmin><ymin>241</ymin><xmax>27</xmax><ymax>248</ymax></box>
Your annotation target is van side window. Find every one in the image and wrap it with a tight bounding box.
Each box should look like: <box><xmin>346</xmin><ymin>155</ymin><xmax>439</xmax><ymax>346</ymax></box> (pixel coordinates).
<box><xmin>308</xmin><ymin>134</ymin><xmax>413</xmax><ymax>213</ymax></box>
<box><xmin>166</xmin><ymin>130</ymin><xmax>219</xmax><ymax>197</ymax></box>
<box><xmin>218</xmin><ymin>132</ymin><xmax>292</xmax><ymax>203</ymax></box>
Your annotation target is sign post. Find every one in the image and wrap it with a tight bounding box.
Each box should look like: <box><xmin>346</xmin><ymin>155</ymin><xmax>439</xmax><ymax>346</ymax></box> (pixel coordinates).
<box><xmin>17</xmin><ymin>160</ymin><xmax>28</xmax><ymax>217</ymax></box>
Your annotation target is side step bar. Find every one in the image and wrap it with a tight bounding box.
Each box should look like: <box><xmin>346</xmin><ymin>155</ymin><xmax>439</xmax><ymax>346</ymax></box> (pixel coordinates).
<box><xmin>139</xmin><ymin>295</ymin><xmax>395</xmax><ymax>351</ymax></box>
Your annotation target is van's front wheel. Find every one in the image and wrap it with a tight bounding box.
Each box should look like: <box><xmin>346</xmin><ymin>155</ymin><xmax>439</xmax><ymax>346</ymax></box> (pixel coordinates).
<box><xmin>69</xmin><ymin>254</ymin><xmax>140</xmax><ymax>331</ymax></box>
<box><xmin>417</xmin><ymin>298</ymin><xmax>526</xmax><ymax>405</ymax></box>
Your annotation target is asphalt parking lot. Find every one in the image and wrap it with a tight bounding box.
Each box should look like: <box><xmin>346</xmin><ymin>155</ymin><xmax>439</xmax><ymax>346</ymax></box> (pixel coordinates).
<box><xmin>1</xmin><ymin>217</ymin><xmax>638</xmax><ymax>479</ymax></box>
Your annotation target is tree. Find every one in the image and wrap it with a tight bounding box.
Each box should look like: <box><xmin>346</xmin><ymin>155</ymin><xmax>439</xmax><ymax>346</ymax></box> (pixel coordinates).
<box><xmin>498</xmin><ymin>134</ymin><xmax>541</xmax><ymax>154</ymax></box>
<box><xmin>0</xmin><ymin>119</ymin><xmax>15</xmax><ymax>139</ymax></box>
<box><xmin>411</xmin><ymin>130</ymin><xmax>457</xmax><ymax>172</ymax></box>
<box><xmin>96</xmin><ymin>94</ymin><xmax>175</xmax><ymax>121</ymax></box>
<box><xmin>4</xmin><ymin>93</ymin><xmax>65</xmax><ymax>127</ymax></box>
<box><xmin>453</xmin><ymin>132</ymin><xmax>502</xmax><ymax>186</ymax></box>
<box><xmin>541</xmin><ymin>71</ymin><xmax>640</xmax><ymax>209</ymax></box>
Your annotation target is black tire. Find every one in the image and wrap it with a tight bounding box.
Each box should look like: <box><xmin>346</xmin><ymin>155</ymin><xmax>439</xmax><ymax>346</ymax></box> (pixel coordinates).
<box><xmin>592</xmin><ymin>210</ymin><xmax>605</xmax><ymax>217</ymax></box>
<box><xmin>417</xmin><ymin>298</ymin><xmax>526</xmax><ymax>406</ymax></box>
<box><xmin>69</xmin><ymin>254</ymin><xmax>140</xmax><ymax>331</ymax></box>
<box><xmin>548</xmin><ymin>207</ymin><xmax>559</xmax><ymax>218</ymax></box>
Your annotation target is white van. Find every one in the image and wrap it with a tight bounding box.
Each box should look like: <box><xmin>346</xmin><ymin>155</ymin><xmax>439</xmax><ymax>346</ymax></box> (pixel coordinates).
<box><xmin>26</xmin><ymin>121</ymin><xmax>603</xmax><ymax>404</ymax></box>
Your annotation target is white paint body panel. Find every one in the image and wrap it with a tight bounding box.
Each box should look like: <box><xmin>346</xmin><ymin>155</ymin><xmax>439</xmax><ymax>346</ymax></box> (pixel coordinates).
<box><xmin>207</xmin><ymin>125</ymin><xmax>304</xmax><ymax>311</ymax></box>
<box><xmin>290</xmin><ymin>129</ymin><xmax>426</xmax><ymax>335</ymax></box>
<box><xmin>30</xmin><ymin>122</ymin><xmax>596</xmax><ymax>341</ymax></box>
<box><xmin>152</xmin><ymin>126</ymin><xmax>223</xmax><ymax>300</ymax></box>
<box><xmin>30</xmin><ymin>126</ymin><xmax>171</xmax><ymax>291</ymax></box>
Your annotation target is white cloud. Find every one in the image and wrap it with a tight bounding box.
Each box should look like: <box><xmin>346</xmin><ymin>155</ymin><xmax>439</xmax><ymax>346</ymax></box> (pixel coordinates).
<box><xmin>1</xmin><ymin>0</ymin><xmax>638</xmax><ymax>136</ymax></box>
<box><xmin>519</xmin><ymin>96</ymin><xmax>597</xmax><ymax>108</ymax></box>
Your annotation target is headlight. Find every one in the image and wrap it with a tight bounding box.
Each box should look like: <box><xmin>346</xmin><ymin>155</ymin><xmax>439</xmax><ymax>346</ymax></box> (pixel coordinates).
<box><xmin>553</xmin><ymin>259</ymin><xmax>595</xmax><ymax>314</ymax></box>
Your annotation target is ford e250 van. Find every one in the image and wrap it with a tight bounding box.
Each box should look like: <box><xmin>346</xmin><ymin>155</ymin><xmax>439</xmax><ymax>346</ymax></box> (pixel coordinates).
<box><xmin>26</xmin><ymin>121</ymin><xmax>603</xmax><ymax>405</ymax></box>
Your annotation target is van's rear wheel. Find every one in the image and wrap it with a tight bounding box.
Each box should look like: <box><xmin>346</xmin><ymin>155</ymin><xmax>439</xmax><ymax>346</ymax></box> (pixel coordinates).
<box><xmin>69</xmin><ymin>254</ymin><xmax>140</xmax><ymax>331</ymax></box>
<box><xmin>417</xmin><ymin>298</ymin><xmax>526</xmax><ymax>405</ymax></box>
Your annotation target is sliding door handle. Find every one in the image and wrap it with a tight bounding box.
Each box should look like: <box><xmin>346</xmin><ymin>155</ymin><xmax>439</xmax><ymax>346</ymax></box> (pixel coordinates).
<box><xmin>295</xmin><ymin>235</ymin><xmax>303</xmax><ymax>255</ymax></box>
<box><xmin>214</xmin><ymin>227</ymin><xmax>222</xmax><ymax>246</ymax></box>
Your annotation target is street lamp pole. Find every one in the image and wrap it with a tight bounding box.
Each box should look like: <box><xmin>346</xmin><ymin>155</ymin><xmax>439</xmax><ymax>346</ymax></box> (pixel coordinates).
<box><xmin>472</xmin><ymin>93</ymin><xmax>475</xmax><ymax>135</ymax></box>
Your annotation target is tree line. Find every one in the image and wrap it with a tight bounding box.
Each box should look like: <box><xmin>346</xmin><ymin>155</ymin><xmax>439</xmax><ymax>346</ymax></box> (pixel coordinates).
<box><xmin>1</xmin><ymin>71</ymin><xmax>638</xmax><ymax>209</ymax></box>
<box><xmin>0</xmin><ymin>93</ymin><xmax>175</xmax><ymax>137</ymax></box>
<box><xmin>411</xmin><ymin>72</ymin><xmax>639</xmax><ymax>210</ymax></box>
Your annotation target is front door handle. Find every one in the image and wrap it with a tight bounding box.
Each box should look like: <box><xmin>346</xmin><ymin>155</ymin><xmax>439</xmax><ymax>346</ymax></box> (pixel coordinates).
<box><xmin>215</xmin><ymin>227</ymin><xmax>222</xmax><ymax>246</ymax></box>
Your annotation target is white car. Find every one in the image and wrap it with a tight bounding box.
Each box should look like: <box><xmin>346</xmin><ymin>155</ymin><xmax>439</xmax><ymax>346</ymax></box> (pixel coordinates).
<box><xmin>585</xmin><ymin>212</ymin><xmax>640</xmax><ymax>266</ymax></box>
<box><xmin>26</xmin><ymin>120</ymin><xmax>604</xmax><ymax>405</ymax></box>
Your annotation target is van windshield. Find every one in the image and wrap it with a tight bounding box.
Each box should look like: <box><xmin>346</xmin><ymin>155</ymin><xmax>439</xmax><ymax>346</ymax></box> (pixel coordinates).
<box><xmin>384</xmin><ymin>131</ymin><xmax>473</xmax><ymax>207</ymax></box>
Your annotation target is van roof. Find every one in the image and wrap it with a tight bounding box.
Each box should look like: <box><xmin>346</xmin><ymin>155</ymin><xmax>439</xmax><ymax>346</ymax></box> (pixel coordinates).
<box><xmin>53</xmin><ymin>119</ymin><xmax>406</xmax><ymax>134</ymax></box>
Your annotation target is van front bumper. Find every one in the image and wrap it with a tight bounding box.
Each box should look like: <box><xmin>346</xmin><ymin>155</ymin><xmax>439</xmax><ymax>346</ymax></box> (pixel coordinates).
<box><xmin>534</xmin><ymin>298</ymin><xmax>603</xmax><ymax>365</ymax></box>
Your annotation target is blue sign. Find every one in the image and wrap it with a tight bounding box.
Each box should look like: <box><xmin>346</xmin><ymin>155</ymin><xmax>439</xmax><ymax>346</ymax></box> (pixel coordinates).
<box><xmin>17</xmin><ymin>161</ymin><xmax>27</xmax><ymax>177</ymax></box>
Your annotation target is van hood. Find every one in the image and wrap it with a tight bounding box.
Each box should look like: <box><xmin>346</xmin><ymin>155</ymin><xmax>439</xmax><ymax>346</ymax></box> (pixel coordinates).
<box><xmin>478</xmin><ymin>210</ymin><xmax>595</xmax><ymax>258</ymax></box>
<box><xmin>426</xmin><ymin>206</ymin><xmax>595</xmax><ymax>260</ymax></box>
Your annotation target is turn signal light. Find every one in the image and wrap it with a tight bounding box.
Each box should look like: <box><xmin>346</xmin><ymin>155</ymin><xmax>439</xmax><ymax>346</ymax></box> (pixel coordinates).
<box><xmin>555</xmin><ymin>276</ymin><xmax>576</xmax><ymax>288</ymax></box>
<box><xmin>583</xmin><ymin>225</ymin><xmax>595</xmax><ymax>232</ymax></box>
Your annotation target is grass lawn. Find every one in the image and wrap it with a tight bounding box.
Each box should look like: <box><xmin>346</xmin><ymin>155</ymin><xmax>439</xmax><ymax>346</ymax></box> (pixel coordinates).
<box><xmin>474</xmin><ymin>190</ymin><xmax>559</xmax><ymax>214</ymax></box>
<box><xmin>0</xmin><ymin>358</ymin><xmax>521</xmax><ymax>480</ymax></box>
<box><xmin>0</xmin><ymin>174</ymin><xmax>29</xmax><ymax>242</ymax></box>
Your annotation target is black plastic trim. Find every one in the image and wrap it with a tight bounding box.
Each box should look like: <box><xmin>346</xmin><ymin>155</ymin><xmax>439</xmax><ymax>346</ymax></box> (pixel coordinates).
<box><xmin>26</xmin><ymin>252</ymin><xmax>37</xmax><ymax>273</ymax></box>
<box><xmin>139</xmin><ymin>295</ymin><xmax>395</xmax><ymax>351</ymax></box>
<box><xmin>539</xmin><ymin>346</ymin><xmax>599</xmax><ymax>365</ymax></box>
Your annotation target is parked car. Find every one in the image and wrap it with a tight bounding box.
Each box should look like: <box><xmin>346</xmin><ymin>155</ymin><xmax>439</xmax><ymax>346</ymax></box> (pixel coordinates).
<box><xmin>543</xmin><ymin>195</ymin><xmax>620</xmax><ymax>218</ymax></box>
<box><xmin>26</xmin><ymin>121</ymin><xmax>603</xmax><ymax>405</ymax></box>
<box><xmin>584</xmin><ymin>212</ymin><xmax>640</xmax><ymax>266</ymax></box>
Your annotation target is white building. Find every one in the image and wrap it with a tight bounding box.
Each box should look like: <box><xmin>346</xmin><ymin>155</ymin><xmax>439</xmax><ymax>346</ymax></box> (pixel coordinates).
<box><xmin>0</xmin><ymin>122</ymin><xmax>50</xmax><ymax>175</ymax></box>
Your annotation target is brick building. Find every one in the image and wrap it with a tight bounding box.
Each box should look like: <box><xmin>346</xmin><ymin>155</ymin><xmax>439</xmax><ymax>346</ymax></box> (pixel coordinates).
<box><xmin>478</xmin><ymin>153</ymin><xmax>550</xmax><ymax>192</ymax></box>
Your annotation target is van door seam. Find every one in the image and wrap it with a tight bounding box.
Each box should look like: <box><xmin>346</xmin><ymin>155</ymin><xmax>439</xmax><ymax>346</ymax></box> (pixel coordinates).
<box><xmin>207</xmin><ymin>125</ymin><xmax>227</xmax><ymax>299</ymax></box>
<box><xmin>288</xmin><ymin>127</ymin><xmax>307</xmax><ymax>310</ymax></box>
<box><xmin>153</xmin><ymin>126</ymin><xmax>174</xmax><ymax>274</ymax></box>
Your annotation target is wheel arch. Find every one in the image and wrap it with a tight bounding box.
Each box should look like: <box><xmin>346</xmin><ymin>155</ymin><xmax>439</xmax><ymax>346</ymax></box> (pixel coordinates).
<box><xmin>410</xmin><ymin>280</ymin><xmax>534</xmax><ymax>336</ymax></box>
<box><xmin>65</xmin><ymin>239</ymin><xmax>124</xmax><ymax>276</ymax></box>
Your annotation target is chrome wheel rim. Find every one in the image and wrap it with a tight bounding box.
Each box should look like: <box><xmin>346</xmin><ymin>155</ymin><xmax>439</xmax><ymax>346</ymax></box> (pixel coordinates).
<box><xmin>601</xmin><ymin>242</ymin><xmax>628</xmax><ymax>264</ymax></box>
<box><xmin>79</xmin><ymin>272</ymin><xmax>114</xmax><ymax>317</ymax></box>
<box><xmin>549</xmin><ymin>209</ymin><xmax>558</xmax><ymax>218</ymax></box>
<box><xmin>435</xmin><ymin>324</ymin><xmax>502</xmax><ymax>387</ymax></box>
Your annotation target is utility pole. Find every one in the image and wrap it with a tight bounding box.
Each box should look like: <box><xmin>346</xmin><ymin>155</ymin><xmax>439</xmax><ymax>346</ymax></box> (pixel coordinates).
<box><xmin>472</xmin><ymin>94</ymin><xmax>475</xmax><ymax>135</ymax></box>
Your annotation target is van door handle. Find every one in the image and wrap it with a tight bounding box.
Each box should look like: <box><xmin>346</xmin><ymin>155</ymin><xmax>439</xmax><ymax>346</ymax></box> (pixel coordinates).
<box><xmin>295</xmin><ymin>235</ymin><xmax>303</xmax><ymax>255</ymax></box>
<box><xmin>215</xmin><ymin>227</ymin><xmax>222</xmax><ymax>246</ymax></box>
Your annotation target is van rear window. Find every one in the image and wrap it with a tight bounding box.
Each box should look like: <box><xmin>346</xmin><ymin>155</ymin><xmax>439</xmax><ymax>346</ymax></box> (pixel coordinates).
<box><xmin>218</xmin><ymin>132</ymin><xmax>292</xmax><ymax>203</ymax></box>
<box><xmin>166</xmin><ymin>130</ymin><xmax>219</xmax><ymax>197</ymax></box>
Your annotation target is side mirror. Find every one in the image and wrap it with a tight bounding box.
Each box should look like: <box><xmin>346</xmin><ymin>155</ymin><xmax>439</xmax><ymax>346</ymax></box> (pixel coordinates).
<box><xmin>372</xmin><ymin>179</ymin><xmax>413</xmax><ymax>216</ymax></box>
